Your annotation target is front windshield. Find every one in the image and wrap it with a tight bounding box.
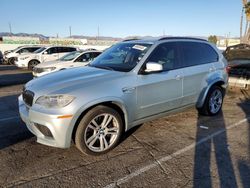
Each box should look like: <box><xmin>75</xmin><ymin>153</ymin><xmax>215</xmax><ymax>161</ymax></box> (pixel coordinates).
<box><xmin>34</xmin><ymin>47</ymin><xmax>46</xmax><ymax>53</ymax></box>
<box><xmin>89</xmin><ymin>42</ymin><xmax>152</xmax><ymax>72</ymax></box>
<box><xmin>59</xmin><ymin>51</ymin><xmax>82</xmax><ymax>61</ymax></box>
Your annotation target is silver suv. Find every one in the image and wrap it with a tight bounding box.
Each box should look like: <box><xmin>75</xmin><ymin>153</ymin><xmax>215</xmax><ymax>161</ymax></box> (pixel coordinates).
<box><xmin>19</xmin><ymin>37</ymin><xmax>228</xmax><ymax>155</ymax></box>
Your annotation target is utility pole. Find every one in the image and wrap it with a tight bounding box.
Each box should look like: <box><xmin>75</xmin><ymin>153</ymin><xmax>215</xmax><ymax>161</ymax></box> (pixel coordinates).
<box><xmin>69</xmin><ymin>26</ymin><xmax>72</xmax><ymax>38</ymax></box>
<box><xmin>240</xmin><ymin>7</ymin><xmax>244</xmax><ymax>41</ymax></box>
<box><xmin>8</xmin><ymin>22</ymin><xmax>12</xmax><ymax>36</ymax></box>
<box><xmin>97</xmin><ymin>26</ymin><xmax>100</xmax><ymax>40</ymax></box>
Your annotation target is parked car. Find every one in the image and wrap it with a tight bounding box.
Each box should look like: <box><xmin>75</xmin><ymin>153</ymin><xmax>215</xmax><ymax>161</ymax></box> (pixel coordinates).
<box><xmin>15</xmin><ymin>46</ymin><xmax>78</xmax><ymax>70</ymax></box>
<box><xmin>32</xmin><ymin>50</ymin><xmax>101</xmax><ymax>77</ymax></box>
<box><xmin>4</xmin><ymin>45</ymin><xmax>42</xmax><ymax>65</ymax></box>
<box><xmin>19</xmin><ymin>37</ymin><xmax>228</xmax><ymax>155</ymax></box>
<box><xmin>223</xmin><ymin>43</ymin><xmax>250</xmax><ymax>61</ymax></box>
<box><xmin>0</xmin><ymin>50</ymin><xmax>3</xmax><ymax>64</ymax></box>
<box><xmin>227</xmin><ymin>59</ymin><xmax>250</xmax><ymax>88</ymax></box>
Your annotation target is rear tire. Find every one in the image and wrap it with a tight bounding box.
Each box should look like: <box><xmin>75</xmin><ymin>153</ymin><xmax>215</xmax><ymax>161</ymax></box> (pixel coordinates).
<box><xmin>8</xmin><ymin>57</ymin><xmax>15</xmax><ymax>65</ymax></box>
<box><xmin>198</xmin><ymin>85</ymin><xmax>224</xmax><ymax>116</ymax></box>
<box><xmin>75</xmin><ymin>105</ymin><xmax>123</xmax><ymax>155</ymax></box>
<box><xmin>28</xmin><ymin>60</ymin><xmax>39</xmax><ymax>70</ymax></box>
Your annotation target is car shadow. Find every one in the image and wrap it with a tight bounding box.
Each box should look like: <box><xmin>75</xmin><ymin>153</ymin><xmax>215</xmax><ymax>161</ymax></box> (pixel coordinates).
<box><xmin>0</xmin><ymin>94</ymin><xmax>33</xmax><ymax>150</ymax></box>
<box><xmin>0</xmin><ymin>72</ymin><xmax>33</xmax><ymax>87</ymax></box>
<box><xmin>0</xmin><ymin>65</ymin><xmax>18</xmax><ymax>71</ymax></box>
<box><xmin>237</xmin><ymin>89</ymin><xmax>250</xmax><ymax>188</ymax></box>
<box><xmin>119</xmin><ymin>124</ymin><xmax>142</xmax><ymax>143</ymax></box>
<box><xmin>193</xmin><ymin>112</ymin><xmax>238</xmax><ymax>188</ymax></box>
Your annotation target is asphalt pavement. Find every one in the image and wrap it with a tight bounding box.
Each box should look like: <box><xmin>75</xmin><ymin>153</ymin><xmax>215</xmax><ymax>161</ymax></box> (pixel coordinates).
<box><xmin>0</xmin><ymin>65</ymin><xmax>250</xmax><ymax>188</ymax></box>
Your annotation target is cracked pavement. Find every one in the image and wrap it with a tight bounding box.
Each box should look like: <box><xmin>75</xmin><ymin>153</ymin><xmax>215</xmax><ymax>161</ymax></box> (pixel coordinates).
<box><xmin>0</xmin><ymin>65</ymin><xmax>250</xmax><ymax>188</ymax></box>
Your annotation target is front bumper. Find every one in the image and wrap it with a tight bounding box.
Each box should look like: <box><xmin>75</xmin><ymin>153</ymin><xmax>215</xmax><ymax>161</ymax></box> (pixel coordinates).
<box><xmin>18</xmin><ymin>96</ymin><xmax>73</xmax><ymax>148</ymax></box>
<box><xmin>15</xmin><ymin>60</ymin><xmax>28</xmax><ymax>68</ymax></box>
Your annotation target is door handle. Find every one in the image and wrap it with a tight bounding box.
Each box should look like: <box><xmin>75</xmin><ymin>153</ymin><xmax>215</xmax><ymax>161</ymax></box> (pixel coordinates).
<box><xmin>175</xmin><ymin>75</ymin><xmax>183</xmax><ymax>80</ymax></box>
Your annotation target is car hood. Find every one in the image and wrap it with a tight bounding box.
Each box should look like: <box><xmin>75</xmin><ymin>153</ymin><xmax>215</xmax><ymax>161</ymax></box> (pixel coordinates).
<box><xmin>25</xmin><ymin>66</ymin><xmax>125</xmax><ymax>95</ymax></box>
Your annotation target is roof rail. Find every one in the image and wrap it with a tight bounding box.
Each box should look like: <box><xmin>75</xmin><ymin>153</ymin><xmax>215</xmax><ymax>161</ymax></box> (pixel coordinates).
<box><xmin>159</xmin><ymin>37</ymin><xmax>207</xmax><ymax>42</ymax></box>
<box><xmin>122</xmin><ymin>38</ymin><xmax>141</xmax><ymax>42</ymax></box>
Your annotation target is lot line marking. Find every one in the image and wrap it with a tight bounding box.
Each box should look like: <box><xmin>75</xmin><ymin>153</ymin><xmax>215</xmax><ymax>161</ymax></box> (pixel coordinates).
<box><xmin>105</xmin><ymin>118</ymin><xmax>249</xmax><ymax>188</ymax></box>
<box><xmin>0</xmin><ymin>116</ymin><xmax>19</xmax><ymax>122</ymax></box>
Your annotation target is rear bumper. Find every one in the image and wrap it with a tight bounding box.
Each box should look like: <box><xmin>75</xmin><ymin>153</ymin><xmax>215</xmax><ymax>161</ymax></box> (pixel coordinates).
<box><xmin>18</xmin><ymin>96</ymin><xmax>73</xmax><ymax>148</ymax></box>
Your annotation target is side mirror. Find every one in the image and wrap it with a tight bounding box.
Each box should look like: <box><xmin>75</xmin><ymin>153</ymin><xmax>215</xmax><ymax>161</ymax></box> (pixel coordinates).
<box><xmin>43</xmin><ymin>51</ymin><xmax>48</xmax><ymax>55</ymax></box>
<box><xmin>144</xmin><ymin>62</ymin><xmax>163</xmax><ymax>73</ymax></box>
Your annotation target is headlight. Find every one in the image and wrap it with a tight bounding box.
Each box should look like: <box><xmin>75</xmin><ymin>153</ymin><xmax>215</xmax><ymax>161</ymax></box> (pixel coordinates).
<box><xmin>42</xmin><ymin>67</ymin><xmax>56</xmax><ymax>72</ymax></box>
<box><xmin>35</xmin><ymin>95</ymin><xmax>75</xmax><ymax>108</ymax></box>
<box><xmin>20</xmin><ymin>56</ymin><xmax>29</xmax><ymax>60</ymax></box>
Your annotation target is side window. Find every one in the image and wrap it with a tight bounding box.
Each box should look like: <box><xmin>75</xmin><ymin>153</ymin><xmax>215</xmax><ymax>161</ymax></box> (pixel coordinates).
<box><xmin>16</xmin><ymin>49</ymin><xmax>24</xmax><ymax>53</ymax></box>
<box><xmin>28</xmin><ymin>47</ymin><xmax>40</xmax><ymax>52</ymax></box>
<box><xmin>92</xmin><ymin>52</ymin><xmax>101</xmax><ymax>59</ymax></box>
<box><xmin>46</xmin><ymin>47</ymin><xmax>57</xmax><ymax>54</ymax></box>
<box><xmin>61</xmin><ymin>47</ymin><xmax>76</xmax><ymax>53</ymax></box>
<box><xmin>75</xmin><ymin>53</ymin><xmax>91</xmax><ymax>62</ymax></box>
<box><xmin>179</xmin><ymin>42</ymin><xmax>218</xmax><ymax>67</ymax></box>
<box><xmin>146</xmin><ymin>42</ymin><xmax>178</xmax><ymax>71</ymax></box>
<box><xmin>57</xmin><ymin>47</ymin><xmax>64</xmax><ymax>53</ymax></box>
<box><xmin>22</xmin><ymin>49</ymin><xmax>30</xmax><ymax>53</ymax></box>
<box><xmin>68</xmin><ymin>47</ymin><xmax>76</xmax><ymax>52</ymax></box>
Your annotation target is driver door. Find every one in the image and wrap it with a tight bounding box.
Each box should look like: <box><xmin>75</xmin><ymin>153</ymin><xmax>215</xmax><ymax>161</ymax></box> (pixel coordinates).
<box><xmin>136</xmin><ymin>42</ymin><xmax>183</xmax><ymax>120</ymax></box>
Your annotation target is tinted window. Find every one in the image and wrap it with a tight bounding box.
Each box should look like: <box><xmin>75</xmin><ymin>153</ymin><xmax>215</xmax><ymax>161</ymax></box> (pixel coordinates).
<box><xmin>179</xmin><ymin>42</ymin><xmax>218</xmax><ymax>67</ymax></box>
<box><xmin>46</xmin><ymin>47</ymin><xmax>57</xmax><ymax>54</ymax></box>
<box><xmin>28</xmin><ymin>47</ymin><xmax>40</xmax><ymax>52</ymax></box>
<box><xmin>75</xmin><ymin>53</ymin><xmax>91</xmax><ymax>62</ymax></box>
<box><xmin>146</xmin><ymin>42</ymin><xmax>179</xmax><ymax>71</ymax></box>
<box><xmin>92</xmin><ymin>52</ymin><xmax>101</xmax><ymax>58</ymax></box>
<box><xmin>58</xmin><ymin>47</ymin><xmax>76</xmax><ymax>53</ymax></box>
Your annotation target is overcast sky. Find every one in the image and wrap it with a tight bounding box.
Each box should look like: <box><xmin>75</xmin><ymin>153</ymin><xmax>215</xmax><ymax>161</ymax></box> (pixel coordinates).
<box><xmin>0</xmin><ymin>0</ymin><xmax>242</xmax><ymax>38</ymax></box>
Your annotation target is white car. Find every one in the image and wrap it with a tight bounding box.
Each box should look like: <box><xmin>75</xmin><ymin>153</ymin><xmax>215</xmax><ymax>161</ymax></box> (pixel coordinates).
<box><xmin>15</xmin><ymin>46</ymin><xmax>78</xmax><ymax>70</ymax></box>
<box><xmin>32</xmin><ymin>50</ymin><xmax>101</xmax><ymax>77</ymax></box>
<box><xmin>4</xmin><ymin>46</ymin><xmax>42</xmax><ymax>65</ymax></box>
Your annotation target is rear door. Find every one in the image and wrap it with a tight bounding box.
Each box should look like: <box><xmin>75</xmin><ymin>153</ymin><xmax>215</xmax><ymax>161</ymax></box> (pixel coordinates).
<box><xmin>178</xmin><ymin>41</ymin><xmax>219</xmax><ymax>106</ymax></box>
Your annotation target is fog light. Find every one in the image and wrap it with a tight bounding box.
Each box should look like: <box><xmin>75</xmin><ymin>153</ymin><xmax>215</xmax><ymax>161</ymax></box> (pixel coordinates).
<box><xmin>34</xmin><ymin>123</ymin><xmax>53</xmax><ymax>138</ymax></box>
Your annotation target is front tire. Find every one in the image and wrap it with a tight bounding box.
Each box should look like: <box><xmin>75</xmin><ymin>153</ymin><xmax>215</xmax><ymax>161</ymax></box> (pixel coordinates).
<box><xmin>198</xmin><ymin>86</ymin><xmax>224</xmax><ymax>116</ymax></box>
<box><xmin>75</xmin><ymin>105</ymin><xmax>123</xmax><ymax>155</ymax></box>
<box><xmin>28</xmin><ymin>60</ymin><xmax>39</xmax><ymax>70</ymax></box>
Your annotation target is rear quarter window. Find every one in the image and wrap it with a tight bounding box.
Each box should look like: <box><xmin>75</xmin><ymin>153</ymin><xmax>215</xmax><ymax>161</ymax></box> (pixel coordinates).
<box><xmin>179</xmin><ymin>42</ymin><xmax>218</xmax><ymax>67</ymax></box>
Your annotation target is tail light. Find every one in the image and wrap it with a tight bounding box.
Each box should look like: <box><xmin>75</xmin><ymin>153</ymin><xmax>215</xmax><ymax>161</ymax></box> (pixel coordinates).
<box><xmin>226</xmin><ymin>66</ymin><xmax>231</xmax><ymax>74</ymax></box>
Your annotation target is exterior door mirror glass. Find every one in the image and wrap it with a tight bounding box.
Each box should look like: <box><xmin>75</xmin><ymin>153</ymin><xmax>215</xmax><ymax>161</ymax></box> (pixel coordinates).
<box><xmin>145</xmin><ymin>62</ymin><xmax>163</xmax><ymax>73</ymax></box>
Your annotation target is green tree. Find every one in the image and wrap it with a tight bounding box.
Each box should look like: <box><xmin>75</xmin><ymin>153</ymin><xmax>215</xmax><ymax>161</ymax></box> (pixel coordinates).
<box><xmin>208</xmin><ymin>35</ymin><xmax>218</xmax><ymax>44</ymax></box>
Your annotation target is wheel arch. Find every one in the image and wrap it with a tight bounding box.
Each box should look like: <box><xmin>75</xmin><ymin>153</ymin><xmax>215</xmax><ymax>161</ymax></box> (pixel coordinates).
<box><xmin>196</xmin><ymin>79</ymin><xmax>227</xmax><ymax>109</ymax></box>
<box><xmin>71</xmin><ymin>99</ymin><xmax>128</xmax><ymax>143</ymax></box>
<box><xmin>28</xmin><ymin>59</ymin><xmax>40</xmax><ymax>66</ymax></box>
